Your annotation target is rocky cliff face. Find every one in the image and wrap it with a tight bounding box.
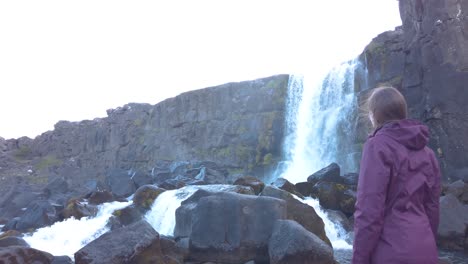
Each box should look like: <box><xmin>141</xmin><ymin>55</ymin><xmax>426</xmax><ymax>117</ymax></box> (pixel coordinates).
<box><xmin>356</xmin><ymin>0</ymin><xmax>468</xmax><ymax>182</ymax></box>
<box><xmin>0</xmin><ymin>75</ymin><xmax>289</xmax><ymax>193</ymax></box>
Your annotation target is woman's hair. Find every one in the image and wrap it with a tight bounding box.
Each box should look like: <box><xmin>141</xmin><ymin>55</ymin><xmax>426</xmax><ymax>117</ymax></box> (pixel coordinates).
<box><xmin>365</xmin><ymin>86</ymin><xmax>408</xmax><ymax>128</ymax></box>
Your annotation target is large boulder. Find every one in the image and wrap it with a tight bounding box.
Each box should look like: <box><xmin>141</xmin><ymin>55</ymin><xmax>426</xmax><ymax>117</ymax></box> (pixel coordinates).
<box><xmin>234</xmin><ymin>176</ymin><xmax>265</xmax><ymax>195</ymax></box>
<box><xmin>133</xmin><ymin>185</ymin><xmax>166</xmax><ymax>211</ymax></box>
<box><xmin>61</xmin><ymin>198</ymin><xmax>97</xmax><ymax>220</ymax></box>
<box><xmin>311</xmin><ymin>182</ymin><xmax>356</xmax><ymax>215</ymax></box>
<box><xmin>0</xmin><ymin>246</ymin><xmax>54</xmax><ymax>263</ymax></box>
<box><xmin>106</xmin><ymin>168</ymin><xmax>136</xmax><ymax>198</ymax></box>
<box><xmin>131</xmin><ymin>170</ymin><xmax>153</xmax><ymax>188</ymax></box>
<box><xmin>295</xmin><ymin>182</ymin><xmax>315</xmax><ymax>197</ymax></box>
<box><xmin>437</xmin><ymin>194</ymin><xmax>468</xmax><ymax>251</ymax></box>
<box><xmin>14</xmin><ymin>201</ymin><xmax>58</xmax><ymax>231</ymax></box>
<box><xmin>175</xmin><ymin>191</ymin><xmax>287</xmax><ymax>263</ymax></box>
<box><xmin>307</xmin><ymin>163</ymin><xmax>342</xmax><ymax>185</ymax></box>
<box><xmin>0</xmin><ymin>236</ymin><xmax>29</xmax><ymax>248</ymax></box>
<box><xmin>272</xmin><ymin>178</ymin><xmax>303</xmax><ymax>198</ymax></box>
<box><xmin>445</xmin><ymin>180</ymin><xmax>468</xmax><ymax>204</ymax></box>
<box><xmin>86</xmin><ymin>190</ymin><xmax>115</xmax><ymax>205</ymax></box>
<box><xmin>74</xmin><ymin>220</ymin><xmax>164</xmax><ymax>264</ymax></box>
<box><xmin>43</xmin><ymin>177</ymin><xmax>69</xmax><ymax>198</ymax></box>
<box><xmin>260</xmin><ymin>186</ymin><xmax>331</xmax><ymax>246</ymax></box>
<box><xmin>269</xmin><ymin>220</ymin><xmax>334</xmax><ymax>264</ymax></box>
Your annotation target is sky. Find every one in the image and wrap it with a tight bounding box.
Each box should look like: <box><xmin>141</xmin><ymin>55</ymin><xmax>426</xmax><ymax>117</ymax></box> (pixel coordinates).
<box><xmin>0</xmin><ymin>0</ymin><xmax>402</xmax><ymax>139</ymax></box>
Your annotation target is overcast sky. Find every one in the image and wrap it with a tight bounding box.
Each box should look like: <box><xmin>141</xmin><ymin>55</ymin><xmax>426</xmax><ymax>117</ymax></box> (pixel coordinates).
<box><xmin>0</xmin><ymin>0</ymin><xmax>401</xmax><ymax>139</ymax></box>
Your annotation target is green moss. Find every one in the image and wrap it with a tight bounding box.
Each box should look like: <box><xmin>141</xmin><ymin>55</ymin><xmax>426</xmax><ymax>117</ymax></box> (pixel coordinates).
<box><xmin>262</xmin><ymin>153</ymin><xmax>274</xmax><ymax>165</ymax></box>
<box><xmin>14</xmin><ymin>146</ymin><xmax>32</xmax><ymax>160</ymax></box>
<box><xmin>235</xmin><ymin>145</ymin><xmax>251</xmax><ymax>163</ymax></box>
<box><xmin>26</xmin><ymin>175</ymin><xmax>48</xmax><ymax>184</ymax></box>
<box><xmin>35</xmin><ymin>155</ymin><xmax>63</xmax><ymax>170</ymax></box>
<box><xmin>133</xmin><ymin>118</ymin><xmax>143</xmax><ymax>126</ymax></box>
<box><xmin>113</xmin><ymin>210</ymin><xmax>122</xmax><ymax>217</ymax></box>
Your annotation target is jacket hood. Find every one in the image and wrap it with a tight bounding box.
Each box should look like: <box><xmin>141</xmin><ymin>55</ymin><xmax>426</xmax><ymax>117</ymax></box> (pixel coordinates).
<box><xmin>372</xmin><ymin>119</ymin><xmax>429</xmax><ymax>150</ymax></box>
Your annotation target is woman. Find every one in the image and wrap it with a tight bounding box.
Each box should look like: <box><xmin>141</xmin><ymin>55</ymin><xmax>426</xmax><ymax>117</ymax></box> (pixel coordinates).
<box><xmin>352</xmin><ymin>87</ymin><xmax>441</xmax><ymax>264</ymax></box>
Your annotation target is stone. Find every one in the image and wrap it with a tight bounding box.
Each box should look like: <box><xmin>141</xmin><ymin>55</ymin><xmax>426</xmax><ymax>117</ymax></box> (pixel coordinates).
<box><xmin>15</xmin><ymin>201</ymin><xmax>57</xmax><ymax>231</ymax></box>
<box><xmin>307</xmin><ymin>163</ymin><xmax>342</xmax><ymax>184</ymax></box>
<box><xmin>311</xmin><ymin>181</ymin><xmax>356</xmax><ymax>215</ymax></box>
<box><xmin>133</xmin><ymin>185</ymin><xmax>166</xmax><ymax>211</ymax></box>
<box><xmin>272</xmin><ymin>178</ymin><xmax>303</xmax><ymax>198</ymax></box>
<box><xmin>445</xmin><ymin>180</ymin><xmax>467</xmax><ymax>200</ymax></box>
<box><xmin>86</xmin><ymin>190</ymin><xmax>115</xmax><ymax>205</ymax></box>
<box><xmin>295</xmin><ymin>182</ymin><xmax>315</xmax><ymax>197</ymax></box>
<box><xmin>52</xmin><ymin>256</ymin><xmax>74</xmax><ymax>264</ymax></box>
<box><xmin>260</xmin><ymin>186</ymin><xmax>331</xmax><ymax>246</ymax></box>
<box><xmin>175</xmin><ymin>191</ymin><xmax>287</xmax><ymax>263</ymax></box>
<box><xmin>0</xmin><ymin>236</ymin><xmax>29</xmax><ymax>247</ymax></box>
<box><xmin>0</xmin><ymin>246</ymin><xmax>54</xmax><ymax>263</ymax></box>
<box><xmin>74</xmin><ymin>220</ymin><xmax>161</xmax><ymax>264</ymax></box>
<box><xmin>234</xmin><ymin>176</ymin><xmax>265</xmax><ymax>195</ymax></box>
<box><xmin>43</xmin><ymin>177</ymin><xmax>68</xmax><ymax>198</ymax></box>
<box><xmin>0</xmin><ymin>230</ymin><xmax>21</xmax><ymax>239</ymax></box>
<box><xmin>341</xmin><ymin>173</ymin><xmax>358</xmax><ymax>186</ymax></box>
<box><xmin>437</xmin><ymin>194</ymin><xmax>468</xmax><ymax>251</ymax></box>
<box><xmin>131</xmin><ymin>170</ymin><xmax>153</xmax><ymax>188</ymax></box>
<box><xmin>269</xmin><ymin>220</ymin><xmax>334</xmax><ymax>264</ymax></box>
<box><xmin>106</xmin><ymin>168</ymin><xmax>136</xmax><ymax>198</ymax></box>
<box><xmin>61</xmin><ymin>198</ymin><xmax>97</xmax><ymax>220</ymax></box>
<box><xmin>325</xmin><ymin>210</ymin><xmax>352</xmax><ymax>232</ymax></box>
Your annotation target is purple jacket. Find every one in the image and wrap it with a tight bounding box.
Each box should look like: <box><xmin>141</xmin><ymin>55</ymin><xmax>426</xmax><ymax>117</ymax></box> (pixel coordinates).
<box><xmin>352</xmin><ymin>119</ymin><xmax>441</xmax><ymax>264</ymax></box>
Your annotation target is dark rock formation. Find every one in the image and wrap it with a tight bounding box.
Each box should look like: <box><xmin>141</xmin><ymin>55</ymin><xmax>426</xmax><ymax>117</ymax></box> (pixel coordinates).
<box><xmin>356</xmin><ymin>0</ymin><xmax>468</xmax><ymax>182</ymax></box>
<box><xmin>0</xmin><ymin>75</ymin><xmax>289</xmax><ymax>198</ymax></box>
<box><xmin>51</xmin><ymin>256</ymin><xmax>74</xmax><ymax>264</ymax></box>
<box><xmin>6</xmin><ymin>201</ymin><xmax>58</xmax><ymax>232</ymax></box>
<box><xmin>74</xmin><ymin>220</ymin><xmax>163</xmax><ymax>264</ymax></box>
<box><xmin>174</xmin><ymin>191</ymin><xmax>287</xmax><ymax>263</ymax></box>
<box><xmin>61</xmin><ymin>198</ymin><xmax>97</xmax><ymax>220</ymax></box>
<box><xmin>0</xmin><ymin>236</ymin><xmax>29</xmax><ymax>248</ymax></box>
<box><xmin>272</xmin><ymin>177</ymin><xmax>303</xmax><ymax>198</ymax></box>
<box><xmin>311</xmin><ymin>182</ymin><xmax>356</xmax><ymax>216</ymax></box>
<box><xmin>438</xmin><ymin>194</ymin><xmax>468</xmax><ymax>251</ymax></box>
<box><xmin>260</xmin><ymin>186</ymin><xmax>331</xmax><ymax>246</ymax></box>
<box><xmin>133</xmin><ymin>185</ymin><xmax>166</xmax><ymax>210</ymax></box>
<box><xmin>269</xmin><ymin>220</ymin><xmax>335</xmax><ymax>264</ymax></box>
<box><xmin>0</xmin><ymin>246</ymin><xmax>54</xmax><ymax>263</ymax></box>
<box><xmin>295</xmin><ymin>182</ymin><xmax>315</xmax><ymax>197</ymax></box>
<box><xmin>233</xmin><ymin>176</ymin><xmax>265</xmax><ymax>195</ymax></box>
<box><xmin>307</xmin><ymin>163</ymin><xmax>342</xmax><ymax>185</ymax></box>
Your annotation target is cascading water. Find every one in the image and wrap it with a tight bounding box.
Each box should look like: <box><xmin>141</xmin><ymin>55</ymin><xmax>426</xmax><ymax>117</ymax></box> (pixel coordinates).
<box><xmin>278</xmin><ymin>60</ymin><xmax>360</xmax><ymax>184</ymax></box>
<box><xmin>23</xmin><ymin>200</ymin><xmax>131</xmax><ymax>258</ymax></box>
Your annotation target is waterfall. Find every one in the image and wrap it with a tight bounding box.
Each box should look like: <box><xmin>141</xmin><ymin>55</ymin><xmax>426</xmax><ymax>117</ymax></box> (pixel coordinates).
<box><xmin>278</xmin><ymin>60</ymin><xmax>360</xmax><ymax>183</ymax></box>
<box><xmin>23</xmin><ymin>200</ymin><xmax>132</xmax><ymax>258</ymax></box>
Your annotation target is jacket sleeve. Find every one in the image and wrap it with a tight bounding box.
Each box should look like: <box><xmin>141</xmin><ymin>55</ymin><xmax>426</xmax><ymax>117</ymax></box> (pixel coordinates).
<box><xmin>425</xmin><ymin>153</ymin><xmax>441</xmax><ymax>240</ymax></box>
<box><xmin>352</xmin><ymin>138</ymin><xmax>392</xmax><ymax>264</ymax></box>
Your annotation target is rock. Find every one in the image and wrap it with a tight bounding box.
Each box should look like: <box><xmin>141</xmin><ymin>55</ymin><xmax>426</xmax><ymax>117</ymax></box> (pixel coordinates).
<box><xmin>106</xmin><ymin>168</ymin><xmax>136</xmax><ymax>198</ymax></box>
<box><xmin>437</xmin><ymin>194</ymin><xmax>468</xmax><ymax>251</ymax></box>
<box><xmin>15</xmin><ymin>201</ymin><xmax>58</xmax><ymax>231</ymax></box>
<box><xmin>445</xmin><ymin>180</ymin><xmax>468</xmax><ymax>204</ymax></box>
<box><xmin>61</xmin><ymin>199</ymin><xmax>98</xmax><ymax>220</ymax></box>
<box><xmin>110</xmin><ymin>205</ymin><xmax>143</xmax><ymax>229</ymax></box>
<box><xmin>131</xmin><ymin>170</ymin><xmax>153</xmax><ymax>188</ymax></box>
<box><xmin>311</xmin><ymin>181</ymin><xmax>356</xmax><ymax>215</ymax></box>
<box><xmin>295</xmin><ymin>182</ymin><xmax>315</xmax><ymax>197</ymax></box>
<box><xmin>75</xmin><ymin>220</ymin><xmax>162</xmax><ymax>264</ymax></box>
<box><xmin>86</xmin><ymin>190</ymin><xmax>115</xmax><ymax>205</ymax></box>
<box><xmin>43</xmin><ymin>177</ymin><xmax>68</xmax><ymax>198</ymax></box>
<box><xmin>341</xmin><ymin>173</ymin><xmax>358</xmax><ymax>186</ymax></box>
<box><xmin>52</xmin><ymin>256</ymin><xmax>74</xmax><ymax>264</ymax></box>
<box><xmin>307</xmin><ymin>163</ymin><xmax>342</xmax><ymax>184</ymax></box>
<box><xmin>272</xmin><ymin>178</ymin><xmax>303</xmax><ymax>198</ymax></box>
<box><xmin>0</xmin><ymin>236</ymin><xmax>29</xmax><ymax>247</ymax></box>
<box><xmin>133</xmin><ymin>185</ymin><xmax>166</xmax><ymax>210</ymax></box>
<box><xmin>234</xmin><ymin>176</ymin><xmax>265</xmax><ymax>195</ymax></box>
<box><xmin>175</xmin><ymin>191</ymin><xmax>287</xmax><ymax>263</ymax></box>
<box><xmin>159</xmin><ymin>179</ymin><xmax>186</xmax><ymax>190</ymax></box>
<box><xmin>325</xmin><ymin>210</ymin><xmax>352</xmax><ymax>232</ymax></box>
<box><xmin>3</xmin><ymin>218</ymin><xmax>20</xmax><ymax>231</ymax></box>
<box><xmin>260</xmin><ymin>186</ymin><xmax>331</xmax><ymax>246</ymax></box>
<box><xmin>0</xmin><ymin>185</ymin><xmax>40</xmax><ymax>220</ymax></box>
<box><xmin>0</xmin><ymin>246</ymin><xmax>54</xmax><ymax>263</ymax></box>
<box><xmin>269</xmin><ymin>220</ymin><xmax>334</xmax><ymax>264</ymax></box>
<box><xmin>0</xmin><ymin>230</ymin><xmax>21</xmax><ymax>239</ymax></box>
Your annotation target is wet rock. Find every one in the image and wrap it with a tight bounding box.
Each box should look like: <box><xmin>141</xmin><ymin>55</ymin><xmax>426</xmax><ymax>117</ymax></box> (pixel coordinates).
<box><xmin>445</xmin><ymin>180</ymin><xmax>468</xmax><ymax>204</ymax></box>
<box><xmin>86</xmin><ymin>190</ymin><xmax>115</xmax><ymax>205</ymax></box>
<box><xmin>133</xmin><ymin>185</ymin><xmax>166</xmax><ymax>211</ymax></box>
<box><xmin>159</xmin><ymin>179</ymin><xmax>186</xmax><ymax>190</ymax></box>
<box><xmin>0</xmin><ymin>230</ymin><xmax>21</xmax><ymax>239</ymax></box>
<box><xmin>0</xmin><ymin>246</ymin><xmax>54</xmax><ymax>263</ymax></box>
<box><xmin>260</xmin><ymin>186</ymin><xmax>331</xmax><ymax>246</ymax></box>
<box><xmin>175</xmin><ymin>191</ymin><xmax>287</xmax><ymax>263</ymax></box>
<box><xmin>110</xmin><ymin>205</ymin><xmax>143</xmax><ymax>229</ymax></box>
<box><xmin>307</xmin><ymin>163</ymin><xmax>342</xmax><ymax>185</ymax></box>
<box><xmin>131</xmin><ymin>170</ymin><xmax>153</xmax><ymax>188</ymax></box>
<box><xmin>52</xmin><ymin>255</ymin><xmax>74</xmax><ymax>264</ymax></box>
<box><xmin>234</xmin><ymin>176</ymin><xmax>265</xmax><ymax>195</ymax></box>
<box><xmin>341</xmin><ymin>173</ymin><xmax>359</xmax><ymax>186</ymax></box>
<box><xmin>295</xmin><ymin>181</ymin><xmax>315</xmax><ymax>197</ymax></box>
<box><xmin>272</xmin><ymin>178</ymin><xmax>303</xmax><ymax>198</ymax></box>
<box><xmin>311</xmin><ymin>181</ymin><xmax>356</xmax><ymax>215</ymax></box>
<box><xmin>437</xmin><ymin>194</ymin><xmax>468</xmax><ymax>251</ymax></box>
<box><xmin>269</xmin><ymin>220</ymin><xmax>334</xmax><ymax>264</ymax></box>
<box><xmin>325</xmin><ymin>210</ymin><xmax>352</xmax><ymax>232</ymax></box>
<box><xmin>75</xmin><ymin>220</ymin><xmax>161</xmax><ymax>264</ymax></box>
<box><xmin>61</xmin><ymin>199</ymin><xmax>97</xmax><ymax>220</ymax></box>
<box><xmin>0</xmin><ymin>236</ymin><xmax>29</xmax><ymax>247</ymax></box>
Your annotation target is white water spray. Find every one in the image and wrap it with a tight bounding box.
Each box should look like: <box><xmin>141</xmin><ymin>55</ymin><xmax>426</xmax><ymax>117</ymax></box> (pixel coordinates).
<box><xmin>24</xmin><ymin>200</ymin><xmax>131</xmax><ymax>258</ymax></box>
<box><xmin>279</xmin><ymin>60</ymin><xmax>360</xmax><ymax>183</ymax></box>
